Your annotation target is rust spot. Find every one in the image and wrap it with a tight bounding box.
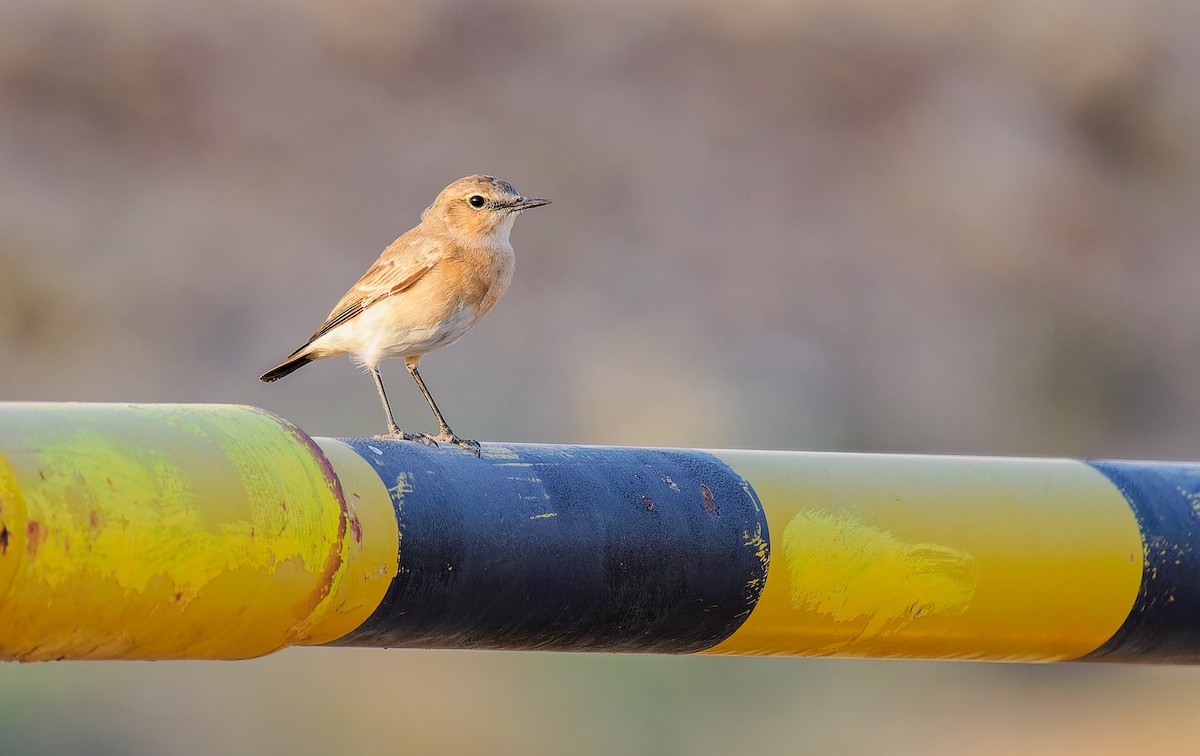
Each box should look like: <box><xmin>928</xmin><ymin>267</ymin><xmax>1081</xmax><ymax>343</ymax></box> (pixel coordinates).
<box><xmin>699</xmin><ymin>483</ymin><xmax>719</xmax><ymax>515</ymax></box>
<box><xmin>26</xmin><ymin>521</ymin><xmax>41</xmax><ymax>554</ymax></box>
<box><xmin>642</xmin><ymin>495</ymin><xmax>655</xmax><ymax>511</ymax></box>
<box><xmin>106</xmin><ymin>477</ymin><xmax>114</xmax><ymax>488</ymax></box>
<box><xmin>174</xmin><ymin>592</ymin><xmax>183</xmax><ymax>602</ymax></box>
<box><xmin>0</xmin><ymin>526</ymin><xmax>8</xmax><ymax>555</ymax></box>
<box><xmin>349</xmin><ymin>514</ymin><xmax>363</xmax><ymax>544</ymax></box>
<box><xmin>250</xmin><ymin>527</ymin><xmax>256</xmax><ymax>538</ymax></box>
<box><xmin>89</xmin><ymin>510</ymin><xmax>99</xmax><ymax>529</ymax></box>
<box><xmin>280</xmin><ymin>500</ymin><xmax>288</xmax><ymax>512</ymax></box>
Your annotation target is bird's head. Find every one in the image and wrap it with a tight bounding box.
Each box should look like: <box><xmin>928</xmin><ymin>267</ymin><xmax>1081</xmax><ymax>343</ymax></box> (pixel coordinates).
<box><xmin>421</xmin><ymin>175</ymin><xmax>550</xmax><ymax>243</ymax></box>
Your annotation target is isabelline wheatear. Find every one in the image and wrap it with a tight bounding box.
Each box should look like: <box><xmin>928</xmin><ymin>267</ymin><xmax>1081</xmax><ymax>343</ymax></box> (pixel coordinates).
<box><xmin>260</xmin><ymin>175</ymin><xmax>549</xmax><ymax>452</ymax></box>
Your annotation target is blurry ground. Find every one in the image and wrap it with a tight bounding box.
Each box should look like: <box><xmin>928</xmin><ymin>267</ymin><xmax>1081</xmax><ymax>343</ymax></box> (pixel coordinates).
<box><xmin>2</xmin><ymin>0</ymin><xmax>1200</xmax><ymax>753</ymax></box>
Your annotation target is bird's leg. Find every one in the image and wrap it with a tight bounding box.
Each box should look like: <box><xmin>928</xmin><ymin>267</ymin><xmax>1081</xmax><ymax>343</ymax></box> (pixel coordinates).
<box><xmin>371</xmin><ymin>367</ymin><xmax>436</xmax><ymax>445</ymax></box>
<box><xmin>406</xmin><ymin>359</ymin><xmax>480</xmax><ymax>455</ymax></box>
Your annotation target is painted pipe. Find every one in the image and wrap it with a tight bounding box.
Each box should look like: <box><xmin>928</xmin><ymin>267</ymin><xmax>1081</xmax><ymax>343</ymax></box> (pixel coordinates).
<box><xmin>0</xmin><ymin>402</ymin><xmax>1194</xmax><ymax>663</ymax></box>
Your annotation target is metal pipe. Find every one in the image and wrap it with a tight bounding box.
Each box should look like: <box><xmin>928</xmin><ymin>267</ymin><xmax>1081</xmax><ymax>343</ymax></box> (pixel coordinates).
<box><xmin>0</xmin><ymin>402</ymin><xmax>1194</xmax><ymax>663</ymax></box>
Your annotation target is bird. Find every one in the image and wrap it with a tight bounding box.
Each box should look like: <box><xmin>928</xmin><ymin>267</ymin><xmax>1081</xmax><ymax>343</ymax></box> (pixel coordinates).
<box><xmin>260</xmin><ymin>175</ymin><xmax>549</xmax><ymax>452</ymax></box>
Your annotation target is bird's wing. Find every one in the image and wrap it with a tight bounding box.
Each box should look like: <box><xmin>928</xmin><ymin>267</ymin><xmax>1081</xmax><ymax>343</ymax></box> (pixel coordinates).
<box><xmin>304</xmin><ymin>236</ymin><xmax>439</xmax><ymax>344</ymax></box>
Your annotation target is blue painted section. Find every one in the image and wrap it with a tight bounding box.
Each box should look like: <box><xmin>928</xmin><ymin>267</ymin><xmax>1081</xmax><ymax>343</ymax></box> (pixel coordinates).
<box><xmin>328</xmin><ymin>441</ymin><xmax>769</xmax><ymax>653</ymax></box>
<box><xmin>1084</xmin><ymin>460</ymin><xmax>1200</xmax><ymax>662</ymax></box>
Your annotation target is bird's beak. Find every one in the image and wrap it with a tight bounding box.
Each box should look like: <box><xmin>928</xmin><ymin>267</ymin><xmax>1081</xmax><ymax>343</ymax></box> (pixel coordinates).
<box><xmin>510</xmin><ymin>196</ymin><xmax>551</xmax><ymax>212</ymax></box>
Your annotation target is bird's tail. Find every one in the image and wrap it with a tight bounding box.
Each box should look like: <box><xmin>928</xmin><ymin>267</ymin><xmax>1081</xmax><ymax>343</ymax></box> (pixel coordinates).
<box><xmin>259</xmin><ymin>349</ymin><xmax>316</xmax><ymax>382</ymax></box>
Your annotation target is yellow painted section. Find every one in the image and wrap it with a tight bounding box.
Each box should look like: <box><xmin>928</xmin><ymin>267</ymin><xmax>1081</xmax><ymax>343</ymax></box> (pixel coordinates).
<box><xmin>295</xmin><ymin>438</ymin><xmax>397</xmax><ymax>645</ymax></box>
<box><xmin>0</xmin><ymin>454</ymin><xmax>27</xmax><ymax>608</ymax></box>
<box><xmin>707</xmin><ymin>451</ymin><xmax>1144</xmax><ymax>661</ymax></box>
<box><xmin>0</xmin><ymin>403</ymin><xmax>392</xmax><ymax>661</ymax></box>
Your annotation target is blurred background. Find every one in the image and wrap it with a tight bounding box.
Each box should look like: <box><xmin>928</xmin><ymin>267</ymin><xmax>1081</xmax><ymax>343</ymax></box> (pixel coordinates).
<box><xmin>3</xmin><ymin>0</ymin><xmax>1200</xmax><ymax>753</ymax></box>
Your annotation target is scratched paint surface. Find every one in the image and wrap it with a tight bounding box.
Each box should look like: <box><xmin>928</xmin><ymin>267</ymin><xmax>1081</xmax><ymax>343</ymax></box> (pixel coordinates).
<box><xmin>782</xmin><ymin>510</ymin><xmax>977</xmax><ymax>652</ymax></box>
<box><xmin>708</xmin><ymin>451</ymin><xmax>1143</xmax><ymax>660</ymax></box>
<box><xmin>0</xmin><ymin>403</ymin><xmax>377</xmax><ymax>661</ymax></box>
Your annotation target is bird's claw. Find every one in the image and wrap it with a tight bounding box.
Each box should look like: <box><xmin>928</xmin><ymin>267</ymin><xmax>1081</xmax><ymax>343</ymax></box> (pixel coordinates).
<box><xmin>374</xmin><ymin>430</ymin><xmax>439</xmax><ymax>447</ymax></box>
<box><xmin>374</xmin><ymin>428</ymin><xmax>477</xmax><ymax>455</ymax></box>
<box><xmin>430</xmin><ymin>431</ymin><xmax>481</xmax><ymax>456</ymax></box>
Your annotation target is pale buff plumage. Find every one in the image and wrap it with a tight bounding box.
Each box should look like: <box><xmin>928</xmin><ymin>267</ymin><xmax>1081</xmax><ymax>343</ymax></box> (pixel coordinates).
<box><xmin>260</xmin><ymin>175</ymin><xmax>549</xmax><ymax>451</ymax></box>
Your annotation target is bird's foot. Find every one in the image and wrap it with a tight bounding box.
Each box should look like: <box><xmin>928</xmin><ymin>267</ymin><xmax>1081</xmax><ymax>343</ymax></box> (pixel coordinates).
<box><xmin>374</xmin><ymin>429</ymin><xmax>439</xmax><ymax>447</ymax></box>
<box><xmin>430</xmin><ymin>431</ymin><xmax>481</xmax><ymax>456</ymax></box>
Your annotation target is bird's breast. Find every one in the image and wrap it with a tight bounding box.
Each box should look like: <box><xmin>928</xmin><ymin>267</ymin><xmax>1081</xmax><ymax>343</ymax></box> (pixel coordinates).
<box><xmin>359</xmin><ymin>244</ymin><xmax>513</xmax><ymax>360</ymax></box>
<box><xmin>450</xmin><ymin>243</ymin><xmax>515</xmax><ymax>319</ymax></box>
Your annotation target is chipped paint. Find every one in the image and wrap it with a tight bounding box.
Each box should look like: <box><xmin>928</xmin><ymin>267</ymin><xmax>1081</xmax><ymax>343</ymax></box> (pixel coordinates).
<box><xmin>1084</xmin><ymin>461</ymin><xmax>1200</xmax><ymax>661</ymax></box>
<box><xmin>479</xmin><ymin>445</ymin><xmax>520</xmax><ymax>460</ymax></box>
<box><xmin>388</xmin><ymin>471</ymin><xmax>414</xmax><ymax>507</ymax></box>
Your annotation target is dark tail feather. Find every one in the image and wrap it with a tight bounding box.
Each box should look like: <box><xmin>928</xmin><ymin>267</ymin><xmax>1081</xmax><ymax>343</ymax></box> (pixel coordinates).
<box><xmin>260</xmin><ymin>352</ymin><xmax>315</xmax><ymax>382</ymax></box>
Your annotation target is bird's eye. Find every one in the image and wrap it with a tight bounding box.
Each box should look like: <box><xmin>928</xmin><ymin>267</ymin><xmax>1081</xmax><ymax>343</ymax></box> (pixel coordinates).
<box><xmin>468</xmin><ymin>195</ymin><xmax>486</xmax><ymax>208</ymax></box>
